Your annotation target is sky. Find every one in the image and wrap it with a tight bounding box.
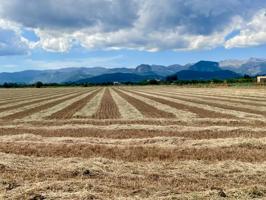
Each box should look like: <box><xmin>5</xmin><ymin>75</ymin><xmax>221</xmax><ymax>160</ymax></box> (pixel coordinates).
<box><xmin>0</xmin><ymin>0</ymin><xmax>266</xmax><ymax>72</ymax></box>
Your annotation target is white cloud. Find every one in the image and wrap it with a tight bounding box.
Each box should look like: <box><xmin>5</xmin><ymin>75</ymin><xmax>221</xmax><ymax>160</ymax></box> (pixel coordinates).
<box><xmin>34</xmin><ymin>30</ymin><xmax>72</xmax><ymax>52</ymax></box>
<box><xmin>0</xmin><ymin>0</ymin><xmax>266</xmax><ymax>53</ymax></box>
<box><xmin>225</xmin><ymin>10</ymin><xmax>266</xmax><ymax>48</ymax></box>
<box><xmin>0</xmin><ymin>27</ymin><xmax>29</xmax><ymax>56</ymax></box>
<box><xmin>0</xmin><ymin>18</ymin><xmax>33</xmax><ymax>56</ymax></box>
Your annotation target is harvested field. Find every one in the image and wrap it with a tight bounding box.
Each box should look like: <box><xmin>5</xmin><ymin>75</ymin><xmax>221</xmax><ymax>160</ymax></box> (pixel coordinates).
<box><xmin>91</xmin><ymin>88</ymin><xmax>121</xmax><ymax>119</ymax></box>
<box><xmin>115</xmin><ymin>89</ymin><xmax>176</xmax><ymax>118</ymax></box>
<box><xmin>0</xmin><ymin>86</ymin><xmax>266</xmax><ymax>199</ymax></box>
<box><xmin>49</xmin><ymin>89</ymin><xmax>100</xmax><ymax>119</ymax></box>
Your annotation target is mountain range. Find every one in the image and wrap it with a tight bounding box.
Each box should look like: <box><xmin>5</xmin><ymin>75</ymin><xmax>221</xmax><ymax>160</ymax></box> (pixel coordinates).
<box><xmin>0</xmin><ymin>64</ymin><xmax>185</xmax><ymax>84</ymax></box>
<box><xmin>220</xmin><ymin>58</ymin><xmax>266</xmax><ymax>76</ymax></box>
<box><xmin>174</xmin><ymin>61</ymin><xmax>240</xmax><ymax>81</ymax></box>
<box><xmin>0</xmin><ymin>58</ymin><xmax>265</xmax><ymax>84</ymax></box>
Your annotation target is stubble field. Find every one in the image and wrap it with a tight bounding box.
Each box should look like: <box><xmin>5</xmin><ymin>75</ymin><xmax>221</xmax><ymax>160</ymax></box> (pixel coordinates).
<box><xmin>0</xmin><ymin>86</ymin><xmax>266</xmax><ymax>199</ymax></box>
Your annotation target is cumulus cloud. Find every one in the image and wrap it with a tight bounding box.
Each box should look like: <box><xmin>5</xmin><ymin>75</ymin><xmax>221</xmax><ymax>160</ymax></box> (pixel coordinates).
<box><xmin>225</xmin><ymin>10</ymin><xmax>266</xmax><ymax>48</ymax></box>
<box><xmin>0</xmin><ymin>27</ymin><xmax>29</xmax><ymax>56</ymax></box>
<box><xmin>0</xmin><ymin>18</ymin><xmax>30</xmax><ymax>56</ymax></box>
<box><xmin>0</xmin><ymin>0</ymin><xmax>138</xmax><ymax>31</ymax></box>
<box><xmin>0</xmin><ymin>0</ymin><xmax>266</xmax><ymax>53</ymax></box>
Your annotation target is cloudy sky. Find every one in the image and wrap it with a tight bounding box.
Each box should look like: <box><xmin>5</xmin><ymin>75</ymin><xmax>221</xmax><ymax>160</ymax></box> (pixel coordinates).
<box><xmin>0</xmin><ymin>0</ymin><xmax>266</xmax><ymax>72</ymax></box>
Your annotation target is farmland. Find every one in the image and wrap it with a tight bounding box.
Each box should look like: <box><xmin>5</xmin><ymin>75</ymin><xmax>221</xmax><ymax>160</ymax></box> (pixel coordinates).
<box><xmin>0</xmin><ymin>86</ymin><xmax>266</xmax><ymax>199</ymax></box>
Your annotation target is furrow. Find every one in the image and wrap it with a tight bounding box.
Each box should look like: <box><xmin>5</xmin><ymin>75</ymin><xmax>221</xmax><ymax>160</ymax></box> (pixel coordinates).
<box><xmin>170</xmin><ymin>88</ymin><xmax>266</xmax><ymax>101</ymax></box>
<box><xmin>110</xmin><ymin>88</ymin><xmax>144</xmax><ymax>119</ymax></box>
<box><xmin>48</xmin><ymin>89</ymin><xmax>100</xmax><ymax>119</ymax></box>
<box><xmin>1</xmin><ymin>142</ymin><xmax>266</xmax><ymax>162</ymax></box>
<box><xmin>133</xmin><ymin>90</ymin><xmax>262</xmax><ymax>119</ymax></box>
<box><xmin>127</xmin><ymin>89</ymin><xmax>235</xmax><ymax>119</ymax></box>
<box><xmin>156</xmin><ymin>91</ymin><xmax>266</xmax><ymax>115</ymax></box>
<box><xmin>3</xmin><ymin>134</ymin><xmax>266</xmax><ymax>150</ymax></box>
<box><xmin>74</xmin><ymin>88</ymin><xmax>105</xmax><ymax>118</ymax></box>
<box><xmin>0</xmin><ymin>89</ymin><xmax>79</xmax><ymax>105</ymax></box>
<box><xmin>163</xmin><ymin>90</ymin><xmax>266</xmax><ymax>107</ymax></box>
<box><xmin>119</xmin><ymin>89</ymin><xmax>197</xmax><ymax>120</ymax></box>
<box><xmin>24</xmin><ymin>90</ymin><xmax>97</xmax><ymax>121</ymax></box>
<box><xmin>114</xmin><ymin>89</ymin><xmax>176</xmax><ymax>119</ymax></box>
<box><xmin>0</xmin><ymin>91</ymin><xmax>78</xmax><ymax>113</ymax></box>
<box><xmin>1</xmin><ymin>126</ymin><xmax>265</xmax><ymax>139</ymax></box>
<box><xmin>159</xmin><ymin>92</ymin><xmax>266</xmax><ymax>117</ymax></box>
<box><xmin>1</xmin><ymin>92</ymin><xmax>86</xmax><ymax>120</ymax></box>
<box><xmin>90</xmin><ymin>88</ymin><xmax>121</xmax><ymax>119</ymax></box>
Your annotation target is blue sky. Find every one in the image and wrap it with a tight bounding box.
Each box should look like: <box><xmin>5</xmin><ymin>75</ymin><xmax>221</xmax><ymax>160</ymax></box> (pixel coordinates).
<box><xmin>0</xmin><ymin>0</ymin><xmax>266</xmax><ymax>72</ymax></box>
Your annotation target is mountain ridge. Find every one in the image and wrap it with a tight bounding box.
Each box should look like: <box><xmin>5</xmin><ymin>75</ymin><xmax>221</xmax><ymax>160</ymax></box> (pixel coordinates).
<box><xmin>0</xmin><ymin>64</ymin><xmax>186</xmax><ymax>84</ymax></box>
<box><xmin>0</xmin><ymin>58</ymin><xmax>265</xmax><ymax>84</ymax></box>
<box><xmin>175</xmin><ymin>61</ymin><xmax>240</xmax><ymax>80</ymax></box>
<box><xmin>76</xmin><ymin>73</ymin><xmax>162</xmax><ymax>84</ymax></box>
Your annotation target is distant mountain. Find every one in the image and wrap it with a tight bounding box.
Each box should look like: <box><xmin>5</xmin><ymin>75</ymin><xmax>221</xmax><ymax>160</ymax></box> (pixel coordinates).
<box><xmin>0</xmin><ymin>67</ymin><xmax>108</xmax><ymax>84</ymax></box>
<box><xmin>150</xmin><ymin>64</ymin><xmax>187</xmax><ymax>76</ymax></box>
<box><xmin>135</xmin><ymin>64</ymin><xmax>152</xmax><ymax>74</ymax></box>
<box><xmin>220</xmin><ymin>58</ymin><xmax>266</xmax><ymax>76</ymax></box>
<box><xmin>0</xmin><ymin>64</ymin><xmax>185</xmax><ymax>84</ymax></box>
<box><xmin>107</xmin><ymin>68</ymin><xmax>134</xmax><ymax>74</ymax></box>
<box><xmin>219</xmin><ymin>59</ymin><xmax>246</xmax><ymax>68</ymax></box>
<box><xmin>135</xmin><ymin>64</ymin><xmax>186</xmax><ymax>76</ymax></box>
<box><xmin>74</xmin><ymin>64</ymin><xmax>183</xmax><ymax>84</ymax></box>
<box><xmin>1</xmin><ymin>58</ymin><xmax>264</xmax><ymax>84</ymax></box>
<box><xmin>0</xmin><ymin>70</ymin><xmax>42</xmax><ymax>83</ymax></box>
<box><xmin>176</xmin><ymin>61</ymin><xmax>240</xmax><ymax>80</ymax></box>
<box><xmin>176</xmin><ymin>70</ymin><xmax>240</xmax><ymax>80</ymax></box>
<box><xmin>76</xmin><ymin>73</ymin><xmax>162</xmax><ymax>84</ymax></box>
<box><xmin>189</xmin><ymin>61</ymin><xmax>220</xmax><ymax>72</ymax></box>
<box><xmin>167</xmin><ymin>64</ymin><xmax>189</xmax><ymax>72</ymax></box>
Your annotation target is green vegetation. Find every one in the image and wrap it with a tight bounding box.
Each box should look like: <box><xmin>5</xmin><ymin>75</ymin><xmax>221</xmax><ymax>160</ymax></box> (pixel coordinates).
<box><xmin>35</xmin><ymin>81</ymin><xmax>44</xmax><ymax>88</ymax></box>
<box><xmin>0</xmin><ymin>75</ymin><xmax>261</xmax><ymax>88</ymax></box>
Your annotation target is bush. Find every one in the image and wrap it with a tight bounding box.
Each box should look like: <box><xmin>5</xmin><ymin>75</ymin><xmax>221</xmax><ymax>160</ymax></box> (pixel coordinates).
<box><xmin>166</xmin><ymin>74</ymin><xmax>178</xmax><ymax>82</ymax></box>
<box><xmin>148</xmin><ymin>79</ymin><xmax>160</xmax><ymax>85</ymax></box>
<box><xmin>35</xmin><ymin>81</ymin><xmax>44</xmax><ymax>88</ymax></box>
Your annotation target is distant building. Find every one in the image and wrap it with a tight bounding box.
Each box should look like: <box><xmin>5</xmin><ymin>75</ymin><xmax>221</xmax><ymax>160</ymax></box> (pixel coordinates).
<box><xmin>113</xmin><ymin>82</ymin><xmax>121</xmax><ymax>85</ymax></box>
<box><xmin>257</xmin><ymin>76</ymin><xmax>266</xmax><ymax>84</ymax></box>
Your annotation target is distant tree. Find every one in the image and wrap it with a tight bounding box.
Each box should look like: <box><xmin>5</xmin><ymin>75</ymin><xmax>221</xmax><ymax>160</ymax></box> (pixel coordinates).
<box><xmin>35</xmin><ymin>81</ymin><xmax>44</xmax><ymax>88</ymax></box>
<box><xmin>243</xmin><ymin>74</ymin><xmax>252</xmax><ymax>79</ymax></box>
<box><xmin>212</xmin><ymin>79</ymin><xmax>223</xmax><ymax>84</ymax></box>
<box><xmin>3</xmin><ymin>83</ymin><xmax>10</xmax><ymax>88</ymax></box>
<box><xmin>124</xmin><ymin>81</ymin><xmax>134</xmax><ymax>85</ymax></box>
<box><xmin>166</xmin><ymin>74</ymin><xmax>178</xmax><ymax>82</ymax></box>
<box><xmin>148</xmin><ymin>79</ymin><xmax>160</xmax><ymax>85</ymax></box>
<box><xmin>2</xmin><ymin>83</ymin><xmax>19</xmax><ymax>88</ymax></box>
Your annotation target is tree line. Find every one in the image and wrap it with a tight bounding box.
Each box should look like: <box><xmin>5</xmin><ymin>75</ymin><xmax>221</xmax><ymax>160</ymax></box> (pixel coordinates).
<box><xmin>0</xmin><ymin>75</ymin><xmax>257</xmax><ymax>88</ymax></box>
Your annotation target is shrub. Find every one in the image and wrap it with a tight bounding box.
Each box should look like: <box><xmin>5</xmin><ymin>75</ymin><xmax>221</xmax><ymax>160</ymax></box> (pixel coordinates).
<box><xmin>35</xmin><ymin>81</ymin><xmax>44</xmax><ymax>88</ymax></box>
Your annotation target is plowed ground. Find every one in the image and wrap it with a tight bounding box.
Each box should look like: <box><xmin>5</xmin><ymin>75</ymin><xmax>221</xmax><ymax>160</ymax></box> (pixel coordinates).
<box><xmin>0</xmin><ymin>86</ymin><xmax>266</xmax><ymax>199</ymax></box>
